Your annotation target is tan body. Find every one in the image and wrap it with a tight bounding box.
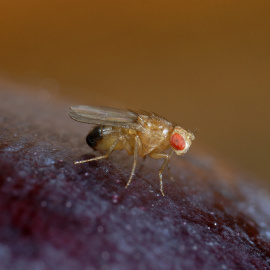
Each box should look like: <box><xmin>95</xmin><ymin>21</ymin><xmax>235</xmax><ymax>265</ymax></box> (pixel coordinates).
<box><xmin>96</xmin><ymin>114</ymin><xmax>174</xmax><ymax>157</ymax></box>
<box><xmin>69</xmin><ymin>106</ymin><xmax>195</xmax><ymax>196</ymax></box>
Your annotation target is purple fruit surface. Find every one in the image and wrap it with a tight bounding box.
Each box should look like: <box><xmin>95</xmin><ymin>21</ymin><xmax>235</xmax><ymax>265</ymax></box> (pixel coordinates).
<box><xmin>0</xmin><ymin>83</ymin><xmax>270</xmax><ymax>270</ymax></box>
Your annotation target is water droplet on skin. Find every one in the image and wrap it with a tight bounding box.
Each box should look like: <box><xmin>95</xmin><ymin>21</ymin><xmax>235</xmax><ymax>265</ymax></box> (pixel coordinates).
<box><xmin>265</xmin><ymin>231</ymin><xmax>270</xmax><ymax>238</ymax></box>
<box><xmin>112</xmin><ymin>194</ymin><xmax>120</xmax><ymax>204</ymax></box>
<box><xmin>41</xmin><ymin>201</ymin><xmax>47</xmax><ymax>207</ymax></box>
<box><xmin>66</xmin><ymin>201</ymin><xmax>72</xmax><ymax>208</ymax></box>
<box><xmin>179</xmin><ymin>245</ymin><xmax>185</xmax><ymax>251</ymax></box>
<box><xmin>125</xmin><ymin>224</ymin><xmax>131</xmax><ymax>231</ymax></box>
<box><xmin>101</xmin><ymin>251</ymin><xmax>110</xmax><ymax>260</ymax></box>
<box><xmin>97</xmin><ymin>226</ymin><xmax>104</xmax><ymax>233</ymax></box>
<box><xmin>44</xmin><ymin>157</ymin><xmax>55</xmax><ymax>165</ymax></box>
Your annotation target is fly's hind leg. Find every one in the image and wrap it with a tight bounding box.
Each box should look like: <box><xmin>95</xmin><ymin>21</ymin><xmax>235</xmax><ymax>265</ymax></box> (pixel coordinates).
<box><xmin>149</xmin><ymin>150</ymin><xmax>174</xmax><ymax>196</ymax></box>
<box><xmin>75</xmin><ymin>137</ymin><xmax>122</xmax><ymax>164</ymax></box>
<box><xmin>125</xmin><ymin>135</ymin><xmax>141</xmax><ymax>188</ymax></box>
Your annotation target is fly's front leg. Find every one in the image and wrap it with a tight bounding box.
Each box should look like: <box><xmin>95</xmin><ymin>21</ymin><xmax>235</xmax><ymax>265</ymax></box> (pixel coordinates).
<box><xmin>149</xmin><ymin>150</ymin><xmax>174</xmax><ymax>196</ymax></box>
<box><xmin>75</xmin><ymin>137</ymin><xmax>122</xmax><ymax>164</ymax></box>
<box><xmin>167</xmin><ymin>149</ymin><xmax>175</xmax><ymax>182</ymax></box>
<box><xmin>125</xmin><ymin>135</ymin><xmax>141</xmax><ymax>188</ymax></box>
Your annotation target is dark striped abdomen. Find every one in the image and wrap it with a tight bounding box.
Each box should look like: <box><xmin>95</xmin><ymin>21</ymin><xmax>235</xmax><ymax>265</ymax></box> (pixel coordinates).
<box><xmin>86</xmin><ymin>126</ymin><xmax>103</xmax><ymax>150</ymax></box>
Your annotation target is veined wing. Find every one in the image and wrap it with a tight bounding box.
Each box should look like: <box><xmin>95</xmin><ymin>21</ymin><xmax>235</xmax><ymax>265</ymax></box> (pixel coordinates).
<box><xmin>69</xmin><ymin>105</ymin><xmax>142</xmax><ymax>130</ymax></box>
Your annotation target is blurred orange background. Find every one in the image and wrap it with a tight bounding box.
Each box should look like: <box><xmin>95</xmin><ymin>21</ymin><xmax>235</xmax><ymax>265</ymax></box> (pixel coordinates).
<box><xmin>0</xmin><ymin>1</ymin><xmax>269</xmax><ymax>181</ymax></box>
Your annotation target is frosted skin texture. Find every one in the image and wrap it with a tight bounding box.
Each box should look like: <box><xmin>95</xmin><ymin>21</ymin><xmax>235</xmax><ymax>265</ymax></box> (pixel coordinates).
<box><xmin>1</xmin><ymin>88</ymin><xmax>270</xmax><ymax>270</ymax></box>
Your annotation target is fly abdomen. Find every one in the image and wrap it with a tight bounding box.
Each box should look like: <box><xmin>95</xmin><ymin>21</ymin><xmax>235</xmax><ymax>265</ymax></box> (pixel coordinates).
<box><xmin>86</xmin><ymin>126</ymin><xmax>103</xmax><ymax>150</ymax></box>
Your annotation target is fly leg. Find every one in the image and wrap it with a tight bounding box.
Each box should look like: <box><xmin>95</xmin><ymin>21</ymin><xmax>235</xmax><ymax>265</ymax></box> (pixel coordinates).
<box><xmin>167</xmin><ymin>149</ymin><xmax>175</xmax><ymax>182</ymax></box>
<box><xmin>75</xmin><ymin>137</ymin><xmax>122</xmax><ymax>164</ymax></box>
<box><xmin>149</xmin><ymin>150</ymin><xmax>174</xmax><ymax>196</ymax></box>
<box><xmin>125</xmin><ymin>135</ymin><xmax>141</xmax><ymax>188</ymax></box>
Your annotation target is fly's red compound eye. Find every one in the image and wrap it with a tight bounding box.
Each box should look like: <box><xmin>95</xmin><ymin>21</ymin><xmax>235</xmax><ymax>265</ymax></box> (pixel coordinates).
<box><xmin>170</xmin><ymin>133</ymin><xmax>186</xmax><ymax>151</ymax></box>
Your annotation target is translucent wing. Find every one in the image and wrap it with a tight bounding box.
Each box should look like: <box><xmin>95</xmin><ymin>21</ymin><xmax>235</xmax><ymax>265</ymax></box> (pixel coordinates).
<box><xmin>68</xmin><ymin>105</ymin><xmax>142</xmax><ymax>130</ymax></box>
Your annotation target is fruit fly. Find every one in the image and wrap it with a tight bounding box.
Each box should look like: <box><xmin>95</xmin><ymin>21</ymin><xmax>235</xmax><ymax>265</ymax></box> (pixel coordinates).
<box><xmin>69</xmin><ymin>106</ymin><xmax>195</xmax><ymax>196</ymax></box>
